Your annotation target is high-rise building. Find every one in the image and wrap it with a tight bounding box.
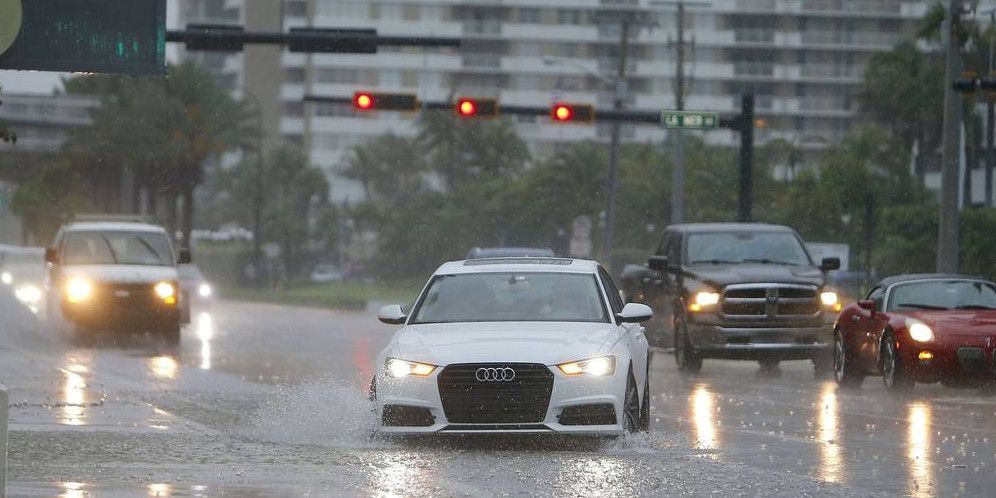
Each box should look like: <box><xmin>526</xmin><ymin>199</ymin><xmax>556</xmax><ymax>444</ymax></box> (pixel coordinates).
<box><xmin>180</xmin><ymin>0</ymin><xmax>929</xmax><ymax>202</ymax></box>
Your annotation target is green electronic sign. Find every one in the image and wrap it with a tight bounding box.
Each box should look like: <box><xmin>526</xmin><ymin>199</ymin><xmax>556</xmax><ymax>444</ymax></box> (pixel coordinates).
<box><xmin>0</xmin><ymin>0</ymin><xmax>166</xmax><ymax>75</ymax></box>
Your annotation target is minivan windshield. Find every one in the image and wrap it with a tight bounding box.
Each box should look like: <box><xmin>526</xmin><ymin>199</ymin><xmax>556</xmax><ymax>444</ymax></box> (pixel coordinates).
<box><xmin>63</xmin><ymin>231</ymin><xmax>174</xmax><ymax>266</ymax></box>
<box><xmin>411</xmin><ymin>272</ymin><xmax>608</xmax><ymax>324</ymax></box>
<box><xmin>687</xmin><ymin>232</ymin><xmax>812</xmax><ymax>267</ymax></box>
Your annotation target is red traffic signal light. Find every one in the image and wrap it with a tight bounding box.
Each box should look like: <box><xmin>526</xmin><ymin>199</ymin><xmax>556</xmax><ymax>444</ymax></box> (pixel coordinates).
<box><xmin>454</xmin><ymin>97</ymin><xmax>498</xmax><ymax>118</ymax></box>
<box><xmin>351</xmin><ymin>91</ymin><xmax>419</xmax><ymax>111</ymax></box>
<box><xmin>550</xmin><ymin>103</ymin><xmax>594</xmax><ymax>123</ymax></box>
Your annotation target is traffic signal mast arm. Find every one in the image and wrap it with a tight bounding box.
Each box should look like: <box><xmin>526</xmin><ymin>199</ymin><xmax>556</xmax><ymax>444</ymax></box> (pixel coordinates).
<box><xmin>167</xmin><ymin>25</ymin><xmax>460</xmax><ymax>53</ymax></box>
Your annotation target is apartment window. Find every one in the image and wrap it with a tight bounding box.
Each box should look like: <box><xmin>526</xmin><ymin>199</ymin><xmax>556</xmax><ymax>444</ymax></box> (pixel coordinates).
<box><xmin>381</xmin><ymin>70</ymin><xmax>401</xmax><ymax>88</ymax></box>
<box><xmin>316</xmin><ymin>68</ymin><xmax>359</xmax><ymax>84</ymax></box>
<box><xmin>402</xmin><ymin>4</ymin><xmax>420</xmax><ymax>21</ymax></box>
<box><xmin>284</xmin><ymin>1</ymin><xmax>307</xmax><ymax>18</ymax></box>
<box><xmin>284</xmin><ymin>101</ymin><xmax>304</xmax><ymax>117</ymax></box>
<box><xmin>401</xmin><ymin>70</ymin><xmax>419</xmax><ymax>87</ymax></box>
<box><xmin>519</xmin><ymin>8</ymin><xmax>541</xmax><ymax>23</ymax></box>
<box><xmin>423</xmin><ymin>5</ymin><xmax>442</xmax><ymax>21</ymax></box>
<box><xmin>380</xmin><ymin>4</ymin><xmax>401</xmax><ymax>19</ymax></box>
<box><xmin>558</xmin><ymin>9</ymin><xmax>580</xmax><ymax>25</ymax></box>
<box><xmin>315</xmin><ymin>0</ymin><xmax>369</xmax><ymax>18</ymax></box>
<box><xmin>284</xmin><ymin>68</ymin><xmax>305</xmax><ymax>83</ymax></box>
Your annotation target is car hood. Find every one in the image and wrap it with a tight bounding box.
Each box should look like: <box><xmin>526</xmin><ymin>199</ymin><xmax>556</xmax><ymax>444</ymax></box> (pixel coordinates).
<box><xmin>391</xmin><ymin>321</ymin><xmax>620</xmax><ymax>366</ymax></box>
<box><xmin>684</xmin><ymin>264</ymin><xmax>825</xmax><ymax>288</ymax></box>
<box><xmin>904</xmin><ymin>310</ymin><xmax>996</xmax><ymax>337</ymax></box>
<box><xmin>63</xmin><ymin>265</ymin><xmax>178</xmax><ymax>284</ymax></box>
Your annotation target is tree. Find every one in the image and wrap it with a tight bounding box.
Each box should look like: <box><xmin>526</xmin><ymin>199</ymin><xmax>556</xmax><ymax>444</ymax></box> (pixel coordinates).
<box><xmin>416</xmin><ymin>110</ymin><xmax>530</xmax><ymax>189</ymax></box>
<box><xmin>343</xmin><ymin>134</ymin><xmax>427</xmax><ymax>204</ymax></box>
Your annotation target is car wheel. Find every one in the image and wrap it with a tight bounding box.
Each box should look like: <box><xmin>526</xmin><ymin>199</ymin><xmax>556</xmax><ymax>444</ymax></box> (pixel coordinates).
<box><xmin>833</xmin><ymin>329</ymin><xmax>864</xmax><ymax>388</ymax></box>
<box><xmin>674</xmin><ymin>321</ymin><xmax>702</xmax><ymax>374</ymax></box>
<box><xmin>159</xmin><ymin>323</ymin><xmax>181</xmax><ymax>346</ymax></box>
<box><xmin>623</xmin><ymin>369</ymin><xmax>641</xmax><ymax>434</ymax></box>
<box><xmin>637</xmin><ymin>361</ymin><xmax>650</xmax><ymax>432</ymax></box>
<box><xmin>881</xmin><ymin>332</ymin><xmax>914</xmax><ymax>393</ymax></box>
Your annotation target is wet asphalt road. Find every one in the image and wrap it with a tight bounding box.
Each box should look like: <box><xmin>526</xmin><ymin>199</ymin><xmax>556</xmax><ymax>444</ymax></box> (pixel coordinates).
<box><xmin>2</xmin><ymin>293</ymin><xmax>995</xmax><ymax>497</ymax></box>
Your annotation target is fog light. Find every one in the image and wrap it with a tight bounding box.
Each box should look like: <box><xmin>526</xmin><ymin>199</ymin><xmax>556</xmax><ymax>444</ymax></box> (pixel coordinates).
<box><xmin>918</xmin><ymin>351</ymin><xmax>933</xmax><ymax>361</ymax></box>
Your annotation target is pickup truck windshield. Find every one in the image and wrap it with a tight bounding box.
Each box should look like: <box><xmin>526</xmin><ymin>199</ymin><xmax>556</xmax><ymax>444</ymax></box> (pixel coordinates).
<box><xmin>687</xmin><ymin>232</ymin><xmax>812</xmax><ymax>267</ymax></box>
<box><xmin>63</xmin><ymin>231</ymin><xmax>174</xmax><ymax>266</ymax></box>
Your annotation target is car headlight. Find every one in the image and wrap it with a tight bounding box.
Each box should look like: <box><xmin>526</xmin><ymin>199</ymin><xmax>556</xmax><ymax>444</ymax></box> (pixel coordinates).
<box><xmin>15</xmin><ymin>284</ymin><xmax>42</xmax><ymax>304</ymax></box>
<box><xmin>688</xmin><ymin>291</ymin><xmax>720</xmax><ymax>312</ymax></box>
<box><xmin>154</xmin><ymin>282</ymin><xmax>177</xmax><ymax>305</ymax></box>
<box><xmin>557</xmin><ymin>356</ymin><xmax>616</xmax><ymax>376</ymax></box>
<box><xmin>65</xmin><ymin>277</ymin><xmax>93</xmax><ymax>303</ymax></box>
<box><xmin>820</xmin><ymin>291</ymin><xmax>842</xmax><ymax>312</ymax></box>
<box><xmin>906</xmin><ymin>319</ymin><xmax>934</xmax><ymax>342</ymax></box>
<box><xmin>1</xmin><ymin>271</ymin><xmax>11</xmax><ymax>285</ymax></box>
<box><xmin>385</xmin><ymin>358</ymin><xmax>437</xmax><ymax>378</ymax></box>
<box><xmin>198</xmin><ymin>283</ymin><xmax>212</xmax><ymax>298</ymax></box>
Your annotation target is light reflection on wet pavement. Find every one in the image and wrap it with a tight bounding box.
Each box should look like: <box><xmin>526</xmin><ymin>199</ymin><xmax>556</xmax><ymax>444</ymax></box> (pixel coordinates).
<box><xmin>2</xmin><ymin>299</ymin><xmax>995</xmax><ymax>496</ymax></box>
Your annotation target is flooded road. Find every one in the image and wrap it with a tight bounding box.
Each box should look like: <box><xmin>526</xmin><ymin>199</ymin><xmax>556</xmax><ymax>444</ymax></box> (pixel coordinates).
<box><xmin>2</xmin><ymin>295</ymin><xmax>994</xmax><ymax>496</ymax></box>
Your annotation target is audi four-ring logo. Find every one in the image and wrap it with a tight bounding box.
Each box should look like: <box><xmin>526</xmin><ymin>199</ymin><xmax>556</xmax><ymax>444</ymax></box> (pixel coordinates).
<box><xmin>475</xmin><ymin>367</ymin><xmax>516</xmax><ymax>382</ymax></box>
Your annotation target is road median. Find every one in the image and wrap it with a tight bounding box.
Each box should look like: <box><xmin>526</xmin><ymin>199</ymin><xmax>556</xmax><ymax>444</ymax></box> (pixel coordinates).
<box><xmin>219</xmin><ymin>282</ymin><xmax>417</xmax><ymax>312</ymax></box>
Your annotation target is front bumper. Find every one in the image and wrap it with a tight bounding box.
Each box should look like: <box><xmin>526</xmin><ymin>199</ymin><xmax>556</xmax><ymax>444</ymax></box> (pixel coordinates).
<box><xmin>687</xmin><ymin>321</ymin><xmax>833</xmax><ymax>360</ymax></box>
<box><xmin>375</xmin><ymin>364</ymin><xmax>628</xmax><ymax>436</ymax></box>
<box><xmin>902</xmin><ymin>337</ymin><xmax>996</xmax><ymax>384</ymax></box>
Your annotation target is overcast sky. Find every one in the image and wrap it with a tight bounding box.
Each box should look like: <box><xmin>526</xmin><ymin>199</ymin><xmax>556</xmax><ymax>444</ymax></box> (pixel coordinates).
<box><xmin>0</xmin><ymin>0</ymin><xmax>179</xmax><ymax>95</ymax></box>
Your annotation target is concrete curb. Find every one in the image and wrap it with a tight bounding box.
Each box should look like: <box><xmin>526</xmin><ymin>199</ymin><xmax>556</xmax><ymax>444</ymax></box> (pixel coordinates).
<box><xmin>1</xmin><ymin>382</ymin><xmax>6</xmax><ymax>497</ymax></box>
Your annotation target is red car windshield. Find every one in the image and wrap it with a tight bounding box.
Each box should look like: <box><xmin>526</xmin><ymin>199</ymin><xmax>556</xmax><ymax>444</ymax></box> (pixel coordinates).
<box><xmin>889</xmin><ymin>280</ymin><xmax>996</xmax><ymax>311</ymax></box>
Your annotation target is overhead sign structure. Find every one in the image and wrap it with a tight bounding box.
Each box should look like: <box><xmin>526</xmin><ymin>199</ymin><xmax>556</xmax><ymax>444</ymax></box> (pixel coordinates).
<box><xmin>0</xmin><ymin>0</ymin><xmax>166</xmax><ymax>75</ymax></box>
<box><xmin>661</xmin><ymin>110</ymin><xmax>719</xmax><ymax>130</ymax></box>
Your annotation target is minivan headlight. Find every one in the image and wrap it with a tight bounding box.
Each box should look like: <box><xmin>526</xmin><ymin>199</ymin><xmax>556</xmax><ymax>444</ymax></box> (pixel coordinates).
<box><xmin>65</xmin><ymin>277</ymin><xmax>93</xmax><ymax>303</ymax></box>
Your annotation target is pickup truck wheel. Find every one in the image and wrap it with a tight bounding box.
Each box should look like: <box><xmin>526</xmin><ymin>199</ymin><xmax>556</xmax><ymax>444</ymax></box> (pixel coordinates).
<box><xmin>675</xmin><ymin>321</ymin><xmax>702</xmax><ymax>374</ymax></box>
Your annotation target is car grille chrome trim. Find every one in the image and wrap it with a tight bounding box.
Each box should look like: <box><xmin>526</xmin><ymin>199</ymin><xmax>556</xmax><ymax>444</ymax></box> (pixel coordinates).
<box><xmin>437</xmin><ymin>363</ymin><xmax>554</xmax><ymax>424</ymax></box>
<box><xmin>720</xmin><ymin>283</ymin><xmax>820</xmax><ymax>319</ymax></box>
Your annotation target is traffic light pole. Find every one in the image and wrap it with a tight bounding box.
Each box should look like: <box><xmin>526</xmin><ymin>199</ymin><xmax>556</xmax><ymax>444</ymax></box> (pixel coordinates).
<box><xmin>938</xmin><ymin>0</ymin><xmax>963</xmax><ymax>273</ymax></box>
<box><xmin>603</xmin><ymin>18</ymin><xmax>632</xmax><ymax>267</ymax></box>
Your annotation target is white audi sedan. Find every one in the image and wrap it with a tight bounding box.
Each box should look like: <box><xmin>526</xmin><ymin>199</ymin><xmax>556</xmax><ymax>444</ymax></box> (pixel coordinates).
<box><xmin>372</xmin><ymin>258</ymin><xmax>653</xmax><ymax>436</ymax></box>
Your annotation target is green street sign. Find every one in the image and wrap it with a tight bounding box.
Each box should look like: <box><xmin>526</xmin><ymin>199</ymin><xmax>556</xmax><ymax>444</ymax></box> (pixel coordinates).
<box><xmin>0</xmin><ymin>0</ymin><xmax>166</xmax><ymax>75</ymax></box>
<box><xmin>661</xmin><ymin>110</ymin><xmax>719</xmax><ymax>129</ymax></box>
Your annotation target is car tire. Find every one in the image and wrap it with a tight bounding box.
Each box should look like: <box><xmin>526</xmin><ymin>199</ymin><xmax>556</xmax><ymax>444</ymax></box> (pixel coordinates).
<box><xmin>159</xmin><ymin>322</ymin><xmax>181</xmax><ymax>346</ymax></box>
<box><xmin>833</xmin><ymin>329</ymin><xmax>864</xmax><ymax>388</ymax></box>
<box><xmin>674</xmin><ymin>321</ymin><xmax>703</xmax><ymax>374</ymax></box>
<box><xmin>638</xmin><ymin>365</ymin><xmax>650</xmax><ymax>432</ymax></box>
<box><xmin>881</xmin><ymin>332</ymin><xmax>914</xmax><ymax>393</ymax></box>
<box><xmin>623</xmin><ymin>369</ymin><xmax>641</xmax><ymax>434</ymax></box>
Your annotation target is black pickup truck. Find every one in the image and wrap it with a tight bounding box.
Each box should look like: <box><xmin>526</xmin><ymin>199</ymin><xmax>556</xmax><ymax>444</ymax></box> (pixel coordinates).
<box><xmin>621</xmin><ymin>223</ymin><xmax>841</xmax><ymax>374</ymax></box>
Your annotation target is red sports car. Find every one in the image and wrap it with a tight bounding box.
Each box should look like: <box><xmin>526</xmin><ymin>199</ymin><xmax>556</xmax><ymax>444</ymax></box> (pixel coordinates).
<box><xmin>834</xmin><ymin>274</ymin><xmax>996</xmax><ymax>391</ymax></box>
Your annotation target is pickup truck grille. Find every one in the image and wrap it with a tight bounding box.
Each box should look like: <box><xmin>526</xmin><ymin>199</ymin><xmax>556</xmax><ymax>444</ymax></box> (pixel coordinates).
<box><xmin>721</xmin><ymin>284</ymin><xmax>820</xmax><ymax>318</ymax></box>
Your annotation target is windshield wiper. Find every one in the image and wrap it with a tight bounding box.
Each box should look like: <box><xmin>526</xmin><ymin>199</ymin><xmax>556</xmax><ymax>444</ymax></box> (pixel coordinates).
<box><xmin>98</xmin><ymin>234</ymin><xmax>119</xmax><ymax>264</ymax></box>
<box><xmin>134</xmin><ymin>235</ymin><xmax>167</xmax><ymax>264</ymax></box>
<box><xmin>896</xmin><ymin>303</ymin><xmax>949</xmax><ymax>310</ymax></box>
<box><xmin>954</xmin><ymin>304</ymin><xmax>996</xmax><ymax>310</ymax></box>
<box><xmin>689</xmin><ymin>259</ymin><xmax>742</xmax><ymax>265</ymax></box>
<box><xmin>743</xmin><ymin>258</ymin><xmax>799</xmax><ymax>266</ymax></box>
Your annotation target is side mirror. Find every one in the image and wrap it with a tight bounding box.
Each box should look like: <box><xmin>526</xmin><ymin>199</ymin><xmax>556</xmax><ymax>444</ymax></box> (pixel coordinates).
<box><xmin>177</xmin><ymin>249</ymin><xmax>192</xmax><ymax>265</ymax></box>
<box><xmin>378</xmin><ymin>304</ymin><xmax>407</xmax><ymax>325</ymax></box>
<box><xmin>617</xmin><ymin>302</ymin><xmax>653</xmax><ymax>323</ymax></box>
<box><xmin>857</xmin><ymin>300</ymin><xmax>877</xmax><ymax>314</ymax></box>
<box><xmin>648</xmin><ymin>255</ymin><xmax>669</xmax><ymax>272</ymax></box>
<box><xmin>820</xmin><ymin>257</ymin><xmax>841</xmax><ymax>272</ymax></box>
<box><xmin>44</xmin><ymin>247</ymin><xmax>57</xmax><ymax>264</ymax></box>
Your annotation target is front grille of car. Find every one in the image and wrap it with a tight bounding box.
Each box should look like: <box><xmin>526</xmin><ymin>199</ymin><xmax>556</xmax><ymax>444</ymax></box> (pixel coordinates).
<box><xmin>437</xmin><ymin>363</ymin><xmax>554</xmax><ymax>424</ymax></box>
<box><xmin>720</xmin><ymin>284</ymin><xmax>820</xmax><ymax>318</ymax></box>
<box><xmin>92</xmin><ymin>283</ymin><xmax>159</xmax><ymax>308</ymax></box>
<box><xmin>558</xmin><ymin>403</ymin><xmax>617</xmax><ymax>426</ymax></box>
<box><xmin>382</xmin><ymin>405</ymin><xmax>435</xmax><ymax>427</ymax></box>
<box><xmin>957</xmin><ymin>347</ymin><xmax>987</xmax><ymax>372</ymax></box>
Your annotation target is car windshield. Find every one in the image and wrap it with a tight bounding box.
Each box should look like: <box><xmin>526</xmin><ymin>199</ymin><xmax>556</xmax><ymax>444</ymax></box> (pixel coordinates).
<box><xmin>411</xmin><ymin>272</ymin><xmax>608</xmax><ymax>324</ymax></box>
<box><xmin>687</xmin><ymin>232</ymin><xmax>812</xmax><ymax>266</ymax></box>
<box><xmin>889</xmin><ymin>280</ymin><xmax>996</xmax><ymax>311</ymax></box>
<box><xmin>63</xmin><ymin>231</ymin><xmax>174</xmax><ymax>266</ymax></box>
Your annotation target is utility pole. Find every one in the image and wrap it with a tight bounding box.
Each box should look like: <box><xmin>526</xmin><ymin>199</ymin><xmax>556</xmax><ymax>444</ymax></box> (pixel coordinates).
<box><xmin>253</xmin><ymin>102</ymin><xmax>265</xmax><ymax>289</ymax></box>
<box><xmin>602</xmin><ymin>16</ymin><xmax>632</xmax><ymax>266</ymax></box>
<box><xmin>987</xmin><ymin>11</ymin><xmax>995</xmax><ymax>208</ymax></box>
<box><xmin>938</xmin><ymin>0</ymin><xmax>964</xmax><ymax>273</ymax></box>
<box><xmin>737</xmin><ymin>93</ymin><xmax>755</xmax><ymax>222</ymax></box>
<box><xmin>671</xmin><ymin>1</ymin><xmax>688</xmax><ymax>224</ymax></box>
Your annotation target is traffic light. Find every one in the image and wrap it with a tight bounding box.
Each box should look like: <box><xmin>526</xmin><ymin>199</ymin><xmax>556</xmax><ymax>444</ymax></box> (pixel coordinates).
<box><xmin>351</xmin><ymin>91</ymin><xmax>419</xmax><ymax>111</ymax></box>
<box><xmin>550</xmin><ymin>103</ymin><xmax>595</xmax><ymax>123</ymax></box>
<box><xmin>455</xmin><ymin>97</ymin><xmax>498</xmax><ymax>118</ymax></box>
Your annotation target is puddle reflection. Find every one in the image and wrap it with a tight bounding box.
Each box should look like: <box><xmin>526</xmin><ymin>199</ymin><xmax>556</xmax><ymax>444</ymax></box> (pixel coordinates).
<box><xmin>372</xmin><ymin>454</ymin><xmax>431</xmax><ymax>497</ymax></box>
<box><xmin>147</xmin><ymin>483</ymin><xmax>172</xmax><ymax>496</ymax></box>
<box><xmin>690</xmin><ymin>383</ymin><xmax>719</xmax><ymax>451</ymax></box>
<box><xmin>196</xmin><ymin>312</ymin><xmax>213</xmax><ymax>370</ymax></box>
<box><xmin>907</xmin><ymin>402</ymin><xmax>933</xmax><ymax>497</ymax></box>
<box><xmin>59</xmin><ymin>481</ymin><xmax>86</xmax><ymax>498</ymax></box>
<box><xmin>149</xmin><ymin>355</ymin><xmax>178</xmax><ymax>380</ymax></box>
<box><xmin>59</xmin><ymin>355</ymin><xmax>92</xmax><ymax>426</ymax></box>
<box><xmin>815</xmin><ymin>382</ymin><xmax>843</xmax><ymax>483</ymax></box>
<box><xmin>556</xmin><ymin>458</ymin><xmax>632</xmax><ymax>495</ymax></box>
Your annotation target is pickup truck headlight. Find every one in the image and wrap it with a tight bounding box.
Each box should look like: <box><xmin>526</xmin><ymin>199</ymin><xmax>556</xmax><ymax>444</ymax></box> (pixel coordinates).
<box><xmin>1</xmin><ymin>271</ymin><xmax>11</xmax><ymax>285</ymax></box>
<box><xmin>154</xmin><ymin>282</ymin><xmax>177</xmax><ymax>305</ymax></box>
<box><xmin>688</xmin><ymin>291</ymin><xmax>720</xmax><ymax>312</ymax></box>
<box><xmin>65</xmin><ymin>277</ymin><xmax>93</xmax><ymax>303</ymax></box>
<box><xmin>820</xmin><ymin>291</ymin><xmax>842</xmax><ymax>312</ymax></box>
